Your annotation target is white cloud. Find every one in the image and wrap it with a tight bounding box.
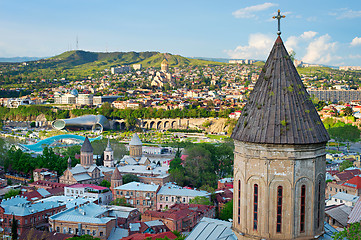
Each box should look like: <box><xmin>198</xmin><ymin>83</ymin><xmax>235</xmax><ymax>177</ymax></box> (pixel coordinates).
<box><xmin>302</xmin><ymin>34</ymin><xmax>338</xmax><ymax>64</ymax></box>
<box><xmin>330</xmin><ymin>8</ymin><xmax>361</xmax><ymax>19</ymax></box>
<box><xmin>284</xmin><ymin>31</ymin><xmax>317</xmax><ymax>52</ymax></box>
<box><xmin>232</xmin><ymin>3</ymin><xmax>277</xmax><ymax>19</ymax></box>
<box><xmin>351</xmin><ymin>37</ymin><xmax>361</xmax><ymax>46</ymax></box>
<box><xmin>349</xmin><ymin>54</ymin><xmax>361</xmax><ymax>59</ymax></box>
<box><xmin>300</xmin><ymin>31</ymin><xmax>317</xmax><ymax>40</ymax></box>
<box><xmin>225</xmin><ymin>33</ymin><xmax>273</xmax><ymax>60</ymax></box>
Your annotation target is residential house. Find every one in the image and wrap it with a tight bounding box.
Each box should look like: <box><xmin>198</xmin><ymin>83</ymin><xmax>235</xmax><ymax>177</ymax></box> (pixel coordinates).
<box><xmin>64</xmin><ymin>184</ymin><xmax>112</xmax><ymax>205</ymax></box>
<box><xmin>49</xmin><ymin>202</ymin><xmax>116</xmax><ymax>240</ymax></box>
<box><xmin>0</xmin><ymin>196</ymin><xmax>66</xmax><ymax>235</ymax></box>
<box><xmin>142</xmin><ymin>204</ymin><xmax>215</xmax><ymax>232</ymax></box>
<box><xmin>33</xmin><ymin>168</ymin><xmax>58</xmax><ymax>182</ymax></box>
<box><xmin>326</xmin><ymin>192</ymin><xmax>359</xmax><ymax>207</ymax></box>
<box><xmin>156</xmin><ymin>183</ymin><xmax>211</xmax><ymax>210</ymax></box>
<box><xmin>113</xmin><ymin>182</ymin><xmax>160</xmax><ymax>213</ymax></box>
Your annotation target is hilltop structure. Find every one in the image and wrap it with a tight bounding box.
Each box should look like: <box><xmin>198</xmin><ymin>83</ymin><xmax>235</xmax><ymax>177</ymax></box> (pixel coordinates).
<box><xmin>161</xmin><ymin>58</ymin><xmax>169</xmax><ymax>73</ymax></box>
<box><xmin>231</xmin><ymin>15</ymin><xmax>330</xmax><ymax>239</ymax></box>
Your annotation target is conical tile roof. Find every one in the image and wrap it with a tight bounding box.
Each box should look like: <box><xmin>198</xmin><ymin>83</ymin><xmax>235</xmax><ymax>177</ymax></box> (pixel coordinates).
<box><xmin>80</xmin><ymin>136</ymin><xmax>94</xmax><ymax>153</ymax></box>
<box><xmin>231</xmin><ymin>36</ymin><xmax>330</xmax><ymax>145</ymax></box>
<box><xmin>111</xmin><ymin>167</ymin><xmax>121</xmax><ymax>180</ymax></box>
<box><xmin>129</xmin><ymin>133</ymin><xmax>142</xmax><ymax>146</ymax></box>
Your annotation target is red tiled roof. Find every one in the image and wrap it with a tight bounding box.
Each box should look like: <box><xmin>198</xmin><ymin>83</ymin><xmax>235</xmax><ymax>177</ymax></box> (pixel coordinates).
<box><xmin>345</xmin><ymin>169</ymin><xmax>361</xmax><ymax>176</ymax></box>
<box><xmin>334</xmin><ymin>172</ymin><xmax>355</xmax><ymax>181</ymax></box>
<box><xmin>342</xmin><ymin>176</ymin><xmax>361</xmax><ymax>189</ymax></box>
<box><xmin>30</xmin><ymin>180</ymin><xmax>67</xmax><ymax>188</ymax></box>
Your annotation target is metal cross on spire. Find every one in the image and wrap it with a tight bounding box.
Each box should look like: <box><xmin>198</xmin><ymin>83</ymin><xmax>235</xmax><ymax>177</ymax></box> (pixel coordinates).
<box><xmin>272</xmin><ymin>9</ymin><xmax>286</xmax><ymax>35</ymax></box>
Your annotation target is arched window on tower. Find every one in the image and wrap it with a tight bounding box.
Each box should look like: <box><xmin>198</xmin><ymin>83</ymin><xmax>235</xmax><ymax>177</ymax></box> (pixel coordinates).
<box><xmin>253</xmin><ymin>184</ymin><xmax>258</xmax><ymax>231</ymax></box>
<box><xmin>317</xmin><ymin>180</ymin><xmax>322</xmax><ymax>228</ymax></box>
<box><xmin>300</xmin><ymin>185</ymin><xmax>306</xmax><ymax>233</ymax></box>
<box><xmin>238</xmin><ymin>180</ymin><xmax>241</xmax><ymax>224</ymax></box>
<box><xmin>276</xmin><ymin>186</ymin><xmax>283</xmax><ymax>233</ymax></box>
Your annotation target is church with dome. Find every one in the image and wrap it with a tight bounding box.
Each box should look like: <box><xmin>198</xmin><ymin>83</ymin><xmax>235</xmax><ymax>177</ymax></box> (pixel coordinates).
<box><xmin>59</xmin><ymin>136</ymin><xmax>104</xmax><ymax>185</ymax></box>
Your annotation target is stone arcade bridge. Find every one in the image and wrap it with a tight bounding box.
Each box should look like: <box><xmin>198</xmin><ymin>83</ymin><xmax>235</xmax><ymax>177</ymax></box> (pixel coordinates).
<box><xmin>112</xmin><ymin>118</ymin><xmax>210</xmax><ymax>130</ymax></box>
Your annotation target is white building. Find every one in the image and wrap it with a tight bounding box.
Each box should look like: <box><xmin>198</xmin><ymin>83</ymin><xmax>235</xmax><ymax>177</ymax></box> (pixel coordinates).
<box><xmin>7</xmin><ymin>98</ymin><xmax>33</xmax><ymax>108</ymax></box>
<box><xmin>77</xmin><ymin>93</ymin><xmax>93</xmax><ymax>105</ymax></box>
<box><xmin>326</xmin><ymin>192</ymin><xmax>359</xmax><ymax>207</ymax></box>
<box><xmin>157</xmin><ymin>183</ymin><xmax>211</xmax><ymax>210</ymax></box>
<box><xmin>64</xmin><ymin>183</ymin><xmax>113</xmax><ymax>205</ymax></box>
<box><xmin>133</xmin><ymin>64</ymin><xmax>142</xmax><ymax>70</ymax></box>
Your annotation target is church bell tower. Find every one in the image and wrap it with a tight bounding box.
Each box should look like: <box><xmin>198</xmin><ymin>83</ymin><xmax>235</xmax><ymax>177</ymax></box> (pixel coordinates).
<box><xmin>231</xmin><ymin>10</ymin><xmax>330</xmax><ymax>240</ymax></box>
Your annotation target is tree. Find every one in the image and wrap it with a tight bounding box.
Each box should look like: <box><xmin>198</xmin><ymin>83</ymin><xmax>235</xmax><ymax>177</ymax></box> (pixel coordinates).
<box><xmin>343</xmin><ymin>106</ymin><xmax>353</xmax><ymax>116</ymax></box>
<box><xmin>122</xmin><ymin>174</ymin><xmax>140</xmax><ymax>184</ymax></box>
<box><xmin>339</xmin><ymin>160</ymin><xmax>354</xmax><ymax>172</ymax></box>
<box><xmin>189</xmin><ymin>196</ymin><xmax>212</xmax><ymax>205</ymax></box>
<box><xmin>333</xmin><ymin>222</ymin><xmax>361</xmax><ymax>240</ymax></box>
<box><xmin>328</xmin><ymin>124</ymin><xmax>360</xmax><ymax>143</ymax></box>
<box><xmin>219</xmin><ymin>200</ymin><xmax>233</xmax><ymax>220</ymax></box>
<box><xmin>100</xmin><ymin>180</ymin><xmax>111</xmax><ymax>188</ymax></box>
<box><xmin>11</xmin><ymin>215</ymin><xmax>18</xmax><ymax>240</ymax></box>
<box><xmin>125</xmin><ymin>115</ymin><xmax>137</xmax><ymax>130</ymax></box>
<box><xmin>4</xmin><ymin>189</ymin><xmax>21</xmax><ymax>199</ymax></box>
<box><xmin>111</xmin><ymin>197</ymin><xmax>132</xmax><ymax>207</ymax></box>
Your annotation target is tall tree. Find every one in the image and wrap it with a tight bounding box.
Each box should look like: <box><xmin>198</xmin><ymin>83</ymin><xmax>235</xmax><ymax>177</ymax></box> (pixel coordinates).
<box><xmin>11</xmin><ymin>215</ymin><xmax>18</xmax><ymax>240</ymax></box>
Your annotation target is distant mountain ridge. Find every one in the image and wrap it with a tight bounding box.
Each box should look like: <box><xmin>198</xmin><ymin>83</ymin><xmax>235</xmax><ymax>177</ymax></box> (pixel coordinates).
<box><xmin>42</xmin><ymin>50</ymin><xmax>224</xmax><ymax>70</ymax></box>
<box><xmin>0</xmin><ymin>56</ymin><xmax>44</xmax><ymax>62</ymax></box>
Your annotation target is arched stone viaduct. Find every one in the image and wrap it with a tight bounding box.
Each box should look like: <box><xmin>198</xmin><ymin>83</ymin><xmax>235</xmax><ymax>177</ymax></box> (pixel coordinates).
<box><xmin>112</xmin><ymin>118</ymin><xmax>210</xmax><ymax>130</ymax></box>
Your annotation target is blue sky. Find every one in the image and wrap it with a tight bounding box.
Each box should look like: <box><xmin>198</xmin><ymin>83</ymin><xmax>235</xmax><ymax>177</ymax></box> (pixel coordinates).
<box><xmin>0</xmin><ymin>0</ymin><xmax>361</xmax><ymax>66</ymax></box>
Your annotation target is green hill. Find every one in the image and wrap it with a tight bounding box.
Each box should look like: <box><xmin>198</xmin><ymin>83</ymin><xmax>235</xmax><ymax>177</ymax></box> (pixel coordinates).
<box><xmin>16</xmin><ymin>50</ymin><xmax>224</xmax><ymax>79</ymax></box>
<box><xmin>44</xmin><ymin>50</ymin><xmax>223</xmax><ymax>70</ymax></box>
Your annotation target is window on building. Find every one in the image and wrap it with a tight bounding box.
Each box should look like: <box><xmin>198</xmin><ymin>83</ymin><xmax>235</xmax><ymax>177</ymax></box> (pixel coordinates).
<box><xmin>183</xmin><ymin>198</ymin><xmax>186</xmax><ymax>203</ymax></box>
<box><xmin>151</xmin><ymin>193</ymin><xmax>154</xmax><ymax>197</ymax></box>
<box><xmin>165</xmin><ymin>197</ymin><xmax>168</xmax><ymax>201</ymax></box>
<box><xmin>137</xmin><ymin>200</ymin><xmax>139</xmax><ymax>205</ymax></box>
<box><xmin>143</xmin><ymin>200</ymin><xmax>145</xmax><ymax>205</ymax></box>
<box><xmin>330</xmin><ymin>187</ymin><xmax>332</xmax><ymax>191</ymax></box>
<box><xmin>87</xmin><ymin>230</ymin><xmax>90</xmax><ymax>235</ymax></box>
<box><xmin>136</xmin><ymin>192</ymin><xmax>139</xmax><ymax>197</ymax></box>
<box><xmin>172</xmin><ymin>197</ymin><xmax>174</xmax><ymax>202</ymax></box>
<box><xmin>238</xmin><ymin>180</ymin><xmax>241</xmax><ymax>225</ymax></box>
<box><xmin>317</xmin><ymin>180</ymin><xmax>321</xmax><ymax>228</ymax></box>
<box><xmin>130</xmin><ymin>192</ymin><xmax>133</xmax><ymax>196</ymax></box>
<box><xmin>56</xmin><ymin>227</ymin><xmax>60</xmax><ymax>233</ymax></box>
<box><xmin>100</xmin><ymin>232</ymin><xmax>103</xmax><ymax>236</ymax></box>
<box><xmin>253</xmin><ymin>184</ymin><xmax>258</xmax><ymax>231</ymax></box>
<box><xmin>300</xmin><ymin>185</ymin><xmax>306</xmax><ymax>233</ymax></box>
<box><xmin>69</xmin><ymin>228</ymin><xmax>72</xmax><ymax>234</ymax></box>
<box><xmin>120</xmin><ymin>191</ymin><xmax>123</xmax><ymax>195</ymax></box>
<box><xmin>93</xmin><ymin>230</ymin><xmax>96</xmax><ymax>236</ymax></box>
<box><xmin>276</xmin><ymin>186</ymin><xmax>283</xmax><ymax>233</ymax></box>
